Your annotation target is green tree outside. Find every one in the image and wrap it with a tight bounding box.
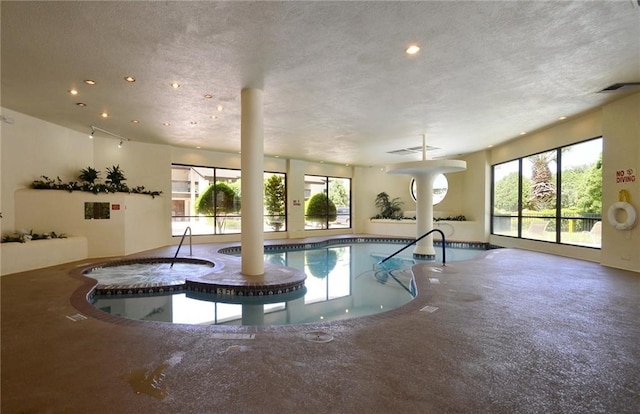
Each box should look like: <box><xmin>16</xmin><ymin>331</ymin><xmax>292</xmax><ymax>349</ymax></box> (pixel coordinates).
<box><xmin>264</xmin><ymin>174</ymin><xmax>286</xmax><ymax>231</ymax></box>
<box><xmin>194</xmin><ymin>182</ymin><xmax>240</xmax><ymax>233</ymax></box>
<box><xmin>494</xmin><ymin>172</ymin><xmax>530</xmax><ymax>213</ymax></box>
<box><xmin>328</xmin><ymin>180</ymin><xmax>349</xmax><ymax>207</ymax></box>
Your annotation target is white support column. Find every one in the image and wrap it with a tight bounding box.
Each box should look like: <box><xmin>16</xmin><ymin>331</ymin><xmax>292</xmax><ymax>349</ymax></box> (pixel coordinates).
<box><xmin>386</xmin><ymin>159</ymin><xmax>466</xmax><ymax>260</ymax></box>
<box><xmin>240</xmin><ymin>88</ymin><xmax>264</xmax><ymax>276</ymax></box>
<box><xmin>414</xmin><ymin>173</ymin><xmax>436</xmax><ymax>258</ymax></box>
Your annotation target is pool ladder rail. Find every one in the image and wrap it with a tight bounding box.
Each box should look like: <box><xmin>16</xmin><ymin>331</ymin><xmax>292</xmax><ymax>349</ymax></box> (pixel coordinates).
<box><xmin>377</xmin><ymin>228</ymin><xmax>447</xmax><ymax>266</ymax></box>
<box><xmin>170</xmin><ymin>226</ymin><xmax>192</xmax><ymax>268</ymax></box>
<box><xmin>374</xmin><ymin>229</ymin><xmax>446</xmax><ymax>297</ymax></box>
<box><xmin>373</xmin><ymin>264</ymin><xmax>418</xmax><ymax>296</ymax></box>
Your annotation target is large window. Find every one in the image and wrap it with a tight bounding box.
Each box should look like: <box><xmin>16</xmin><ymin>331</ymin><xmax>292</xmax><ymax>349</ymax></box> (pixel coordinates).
<box><xmin>263</xmin><ymin>173</ymin><xmax>287</xmax><ymax>232</ymax></box>
<box><xmin>304</xmin><ymin>175</ymin><xmax>351</xmax><ymax>230</ymax></box>
<box><xmin>171</xmin><ymin>165</ymin><xmax>287</xmax><ymax>236</ymax></box>
<box><xmin>491</xmin><ymin>137</ymin><xmax>602</xmax><ymax>248</ymax></box>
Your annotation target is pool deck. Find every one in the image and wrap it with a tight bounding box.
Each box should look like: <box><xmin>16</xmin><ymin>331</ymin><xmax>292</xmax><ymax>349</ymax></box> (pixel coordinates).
<box><xmin>1</xmin><ymin>237</ymin><xmax>639</xmax><ymax>413</ymax></box>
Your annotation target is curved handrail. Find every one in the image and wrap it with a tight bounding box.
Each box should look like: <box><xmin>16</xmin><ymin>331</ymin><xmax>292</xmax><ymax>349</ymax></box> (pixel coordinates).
<box><xmin>378</xmin><ymin>228</ymin><xmax>446</xmax><ymax>266</ymax></box>
<box><xmin>170</xmin><ymin>226</ymin><xmax>192</xmax><ymax>268</ymax></box>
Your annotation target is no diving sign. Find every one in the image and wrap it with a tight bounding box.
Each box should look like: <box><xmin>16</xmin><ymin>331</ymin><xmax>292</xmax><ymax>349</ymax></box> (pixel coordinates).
<box><xmin>616</xmin><ymin>169</ymin><xmax>636</xmax><ymax>184</ymax></box>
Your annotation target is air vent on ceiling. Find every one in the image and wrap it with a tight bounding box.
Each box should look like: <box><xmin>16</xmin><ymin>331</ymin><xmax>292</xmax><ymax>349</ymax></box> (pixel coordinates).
<box><xmin>599</xmin><ymin>82</ymin><xmax>640</xmax><ymax>93</ymax></box>
<box><xmin>387</xmin><ymin>145</ymin><xmax>439</xmax><ymax>156</ymax></box>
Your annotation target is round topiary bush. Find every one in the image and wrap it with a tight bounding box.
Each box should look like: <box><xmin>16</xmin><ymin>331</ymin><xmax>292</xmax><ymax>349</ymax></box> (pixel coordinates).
<box><xmin>306</xmin><ymin>193</ymin><xmax>337</xmax><ymax>228</ymax></box>
<box><xmin>194</xmin><ymin>182</ymin><xmax>240</xmax><ymax>215</ymax></box>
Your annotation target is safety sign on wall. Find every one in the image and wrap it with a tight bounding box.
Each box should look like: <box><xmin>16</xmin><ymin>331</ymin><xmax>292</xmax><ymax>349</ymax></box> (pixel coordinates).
<box><xmin>616</xmin><ymin>168</ymin><xmax>636</xmax><ymax>184</ymax></box>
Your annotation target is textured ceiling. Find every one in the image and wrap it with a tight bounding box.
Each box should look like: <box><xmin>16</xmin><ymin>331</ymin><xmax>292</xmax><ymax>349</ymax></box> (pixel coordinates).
<box><xmin>1</xmin><ymin>1</ymin><xmax>639</xmax><ymax>166</ymax></box>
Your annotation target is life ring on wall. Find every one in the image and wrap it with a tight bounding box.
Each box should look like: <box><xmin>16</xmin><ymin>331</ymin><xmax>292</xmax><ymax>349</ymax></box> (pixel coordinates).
<box><xmin>607</xmin><ymin>190</ymin><xmax>637</xmax><ymax>230</ymax></box>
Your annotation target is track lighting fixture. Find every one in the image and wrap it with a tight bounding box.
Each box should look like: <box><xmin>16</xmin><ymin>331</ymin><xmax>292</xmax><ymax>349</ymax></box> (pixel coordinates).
<box><xmin>88</xmin><ymin>125</ymin><xmax>131</xmax><ymax>147</ymax></box>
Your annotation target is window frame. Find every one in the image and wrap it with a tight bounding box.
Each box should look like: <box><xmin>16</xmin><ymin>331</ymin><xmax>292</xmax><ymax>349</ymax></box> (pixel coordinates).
<box><xmin>303</xmin><ymin>174</ymin><xmax>352</xmax><ymax>230</ymax></box>
<box><xmin>490</xmin><ymin>136</ymin><xmax>602</xmax><ymax>248</ymax></box>
<box><xmin>171</xmin><ymin>163</ymin><xmax>287</xmax><ymax>236</ymax></box>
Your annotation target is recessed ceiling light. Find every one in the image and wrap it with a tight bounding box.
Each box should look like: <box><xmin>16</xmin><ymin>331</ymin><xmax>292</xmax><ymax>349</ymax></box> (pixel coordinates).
<box><xmin>84</xmin><ymin>80</ymin><xmax>96</xmax><ymax>85</ymax></box>
<box><xmin>406</xmin><ymin>44</ymin><xmax>420</xmax><ymax>55</ymax></box>
<box><xmin>163</xmin><ymin>122</ymin><xmax>171</xmax><ymax>126</ymax></box>
<box><xmin>217</xmin><ymin>105</ymin><xmax>223</xmax><ymax>112</ymax></box>
<box><xmin>196</xmin><ymin>146</ymin><xmax>201</xmax><ymax>149</ymax></box>
<box><xmin>131</xmin><ymin>120</ymin><xmax>140</xmax><ymax>124</ymax></box>
<box><xmin>520</xmin><ymin>131</ymin><xmax>527</xmax><ymax>135</ymax></box>
<box><xmin>76</xmin><ymin>102</ymin><xmax>86</xmax><ymax>107</ymax></box>
<box><xmin>124</xmin><ymin>76</ymin><xmax>136</xmax><ymax>82</ymax></box>
<box><xmin>170</xmin><ymin>82</ymin><xmax>180</xmax><ymax>89</ymax></box>
<box><xmin>210</xmin><ymin>115</ymin><xmax>218</xmax><ymax>119</ymax></box>
<box><xmin>204</xmin><ymin>94</ymin><xmax>213</xmax><ymax>99</ymax></box>
<box><xmin>100</xmin><ymin>112</ymin><xmax>109</xmax><ymax>118</ymax></box>
<box><xmin>69</xmin><ymin>89</ymin><xmax>78</xmax><ymax>95</ymax></box>
<box><xmin>559</xmin><ymin>116</ymin><xmax>567</xmax><ymax>120</ymax></box>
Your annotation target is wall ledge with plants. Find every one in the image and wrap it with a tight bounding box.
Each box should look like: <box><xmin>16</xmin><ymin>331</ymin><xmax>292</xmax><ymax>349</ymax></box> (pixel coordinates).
<box><xmin>2</xmin><ymin>229</ymin><xmax>67</xmax><ymax>243</ymax></box>
<box><xmin>31</xmin><ymin>165</ymin><xmax>162</xmax><ymax>198</ymax></box>
<box><xmin>1</xmin><ymin>234</ymin><xmax>88</xmax><ymax>276</ymax></box>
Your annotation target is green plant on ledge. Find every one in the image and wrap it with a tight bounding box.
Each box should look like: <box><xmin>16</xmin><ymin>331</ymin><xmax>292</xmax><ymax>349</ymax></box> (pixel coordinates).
<box><xmin>371</xmin><ymin>192</ymin><xmax>403</xmax><ymax>219</ymax></box>
<box><xmin>434</xmin><ymin>215</ymin><xmax>467</xmax><ymax>221</ymax></box>
<box><xmin>105</xmin><ymin>165</ymin><xmax>127</xmax><ymax>192</ymax></box>
<box><xmin>31</xmin><ymin>165</ymin><xmax>162</xmax><ymax>198</ymax></box>
<box><xmin>2</xmin><ymin>230</ymin><xmax>67</xmax><ymax>243</ymax></box>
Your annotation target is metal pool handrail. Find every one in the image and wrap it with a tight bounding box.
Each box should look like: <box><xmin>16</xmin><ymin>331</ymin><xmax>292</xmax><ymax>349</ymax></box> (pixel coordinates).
<box><xmin>377</xmin><ymin>228</ymin><xmax>446</xmax><ymax>266</ymax></box>
<box><xmin>170</xmin><ymin>226</ymin><xmax>192</xmax><ymax>268</ymax></box>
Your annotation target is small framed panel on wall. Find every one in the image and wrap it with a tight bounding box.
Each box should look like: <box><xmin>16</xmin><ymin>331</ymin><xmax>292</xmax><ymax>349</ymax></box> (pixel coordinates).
<box><xmin>84</xmin><ymin>202</ymin><xmax>110</xmax><ymax>219</ymax></box>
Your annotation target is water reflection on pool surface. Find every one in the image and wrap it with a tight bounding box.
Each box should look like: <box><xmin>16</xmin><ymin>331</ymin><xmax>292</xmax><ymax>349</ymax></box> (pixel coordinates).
<box><xmin>91</xmin><ymin>243</ymin><xmax>482</xmax><ymax>326</ymax></box>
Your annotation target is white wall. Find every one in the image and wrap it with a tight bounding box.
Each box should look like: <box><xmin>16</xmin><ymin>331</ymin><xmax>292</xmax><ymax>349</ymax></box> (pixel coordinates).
<box><xmin>352</xmin><ymin>166</ymin><xmax>411</xmax><ymax>232</ymax></box>
<box><xmin>489</xmin><ymin>92</ymin><xmax>640</xmax><ymax>271</ymax></box>
<box><xmin>491</xmin><ymin>109</ymin><xmax>602</xmax><ymax>164</ymax></box>
<box><xmin>353</xmin><ymin>151</ymin><xmax>488</xmax><ymax>242</ymax></box>
<box><xmin>0</xmin><ymin>109</ymin><xmax>93</xmax><ymax>230</ymax></box>
<box><xmin>287</xmin><ymin>159</ymin><xmax>307</xmax><ymax>238</ymax></box>
<box><xmin>601</xmin><ymin>93</ymin><xmax>640</xmax><ymax>272</ymax></box>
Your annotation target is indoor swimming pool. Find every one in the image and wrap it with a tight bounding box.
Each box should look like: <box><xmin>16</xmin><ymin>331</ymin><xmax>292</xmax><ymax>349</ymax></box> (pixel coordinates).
<box><xmin>88</xmin><ymin>241</ymin><xmax>486</xmax><ymax>326</ymax></box>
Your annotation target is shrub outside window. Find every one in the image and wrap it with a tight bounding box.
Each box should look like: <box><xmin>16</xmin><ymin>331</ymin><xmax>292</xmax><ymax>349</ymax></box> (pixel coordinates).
<box><xmin>304</xmin><ymin>175</ymin><xmax>351</xmax><ymax>230</ymax></box>
<box><xmin>171</xmin><ymin>165</ymin><xmax>287</xmax><ymax>236</ymax></box>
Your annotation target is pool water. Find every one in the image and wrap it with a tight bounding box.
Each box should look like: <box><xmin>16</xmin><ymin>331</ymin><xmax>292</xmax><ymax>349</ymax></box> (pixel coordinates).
<box><xmin>87</xmin><ymin>261</ymin><xmax>214</xmax><ymax>288</ymax></box>
<box><xmin>90</xmin><ymin>243</ymin><xmax>483</xmax><ymax>326</ymax></box>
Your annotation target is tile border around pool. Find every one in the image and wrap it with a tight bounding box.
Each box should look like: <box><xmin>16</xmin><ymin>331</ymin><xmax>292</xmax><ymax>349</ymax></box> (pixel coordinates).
<box><xmin>70</xmin><ymin>237</ymin><xmax>499</xmax><ymax>330</ymax></box>
<box><xmin>85</xmin><ymin>238</ymin><xmax>493</xmax><ymax>299</ymax></box>
<box><xmin>218</xmin><ymin>237</ymin><xmax>492</xmax><ymax>255</ymax></box>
